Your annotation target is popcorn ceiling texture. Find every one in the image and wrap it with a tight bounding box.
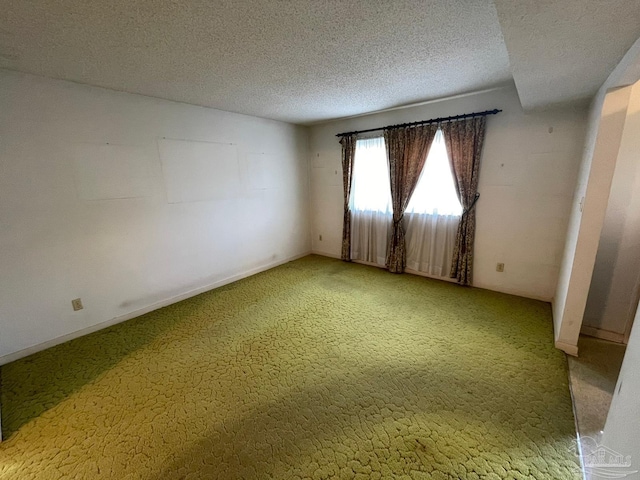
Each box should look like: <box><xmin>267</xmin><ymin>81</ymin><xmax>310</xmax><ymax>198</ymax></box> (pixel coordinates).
<box><xmin>0</xmin><ymin>0</ymin><xmax>511</xmax><ymax>124</ymax></box>
<box><xmin>495</xmin><ymin>0</ymin><xmax>640</xmax><ymax>110</ymax></box>
<box><xmin>0</xmin><ymin>256</ymin><xmax>580</xmax><ymax>479</ymax></box>
<box><xmin>1</xmin><ymin>1</ymin><xmax>639</xmax><ymax>123</ymax></box>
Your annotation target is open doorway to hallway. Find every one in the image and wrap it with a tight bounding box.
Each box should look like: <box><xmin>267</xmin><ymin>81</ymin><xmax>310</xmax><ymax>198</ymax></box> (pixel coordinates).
<box><xmin>564</xmin><ymin>76</ymin><xmax>640</xmax><ymax>479</ymax></box>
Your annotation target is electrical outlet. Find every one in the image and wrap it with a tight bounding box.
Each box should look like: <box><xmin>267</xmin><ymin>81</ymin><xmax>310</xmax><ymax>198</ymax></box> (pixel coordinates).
<box><xmin>496</xmin><ymin>263</ymin><xmax>505</xmax><ymax>273</ymax></box>
<box><xmin>319</xmin><ymin>234</ymin><xmax>322</xmax><ymax>241</ymax></box>
<box><xmin>71</xmin><ymin>298</ymin><xmax>84</xmax><ymax>311</ymax></box>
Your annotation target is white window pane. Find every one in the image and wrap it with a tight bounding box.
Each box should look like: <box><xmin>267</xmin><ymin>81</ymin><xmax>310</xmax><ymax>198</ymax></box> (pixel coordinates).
<box><xmin>350</xmin><ymin>137</ymin><xmax>392</xmax><ymax>213</ymax></box>
<box><xmin>406</xmin><ymin>129</ymin><xmax>462</xmax><ymax>216</ymax></box>
<box><xmin>350</xmin><ymin>131</ymin><xmax>461</xmax><ymax>216</ymax></box>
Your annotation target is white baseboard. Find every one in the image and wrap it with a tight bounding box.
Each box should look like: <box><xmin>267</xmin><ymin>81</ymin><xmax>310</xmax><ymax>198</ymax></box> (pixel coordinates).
<box><xmin>310</xmin><ymin>250</ymin><xmax>341</xmax><ymax>259</ymax></box>
<box><xmin>312</xmin><ymin>252</ymin><xmax>552</xmax><ymax>301</ymax></box>
<box><xmin>313</xmin><ymin>253</ymin><xmax>553</xmax><ymax>297</ymax></box>
<box><xmin>555</xmin><ymin>340</ymin><xmax>579</xmax><ymax>357</ymax></box>
<box><xmin>472</xmin><ymin>280</ymin><xmax>552</xmax><ymax>302</ymax></box>
<box><xmin>580</xmin><ymin>325</ymin><xmax>626</xmax><ymax>344</ymax></box>
<box><xmin>0</xmin><ymin>251</ymin><xmax>311</xmax><ymax>367</ymax></box>
<box><xmin>350</xmin><ymin>259</ymin><xmax>458</xmax><ymax>284</ymax></box>
<box><xmin>405</xmin><ymin>268</ymin><xmax>458</xmax><ymax>284</ymax></box>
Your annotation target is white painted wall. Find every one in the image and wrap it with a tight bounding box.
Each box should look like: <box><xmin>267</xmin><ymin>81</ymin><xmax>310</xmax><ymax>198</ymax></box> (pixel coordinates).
<box><xmin>600</xmin><ymin>301</ymin><xmax>640</xmax><ymax>475</ymax></box>
<box><xmin>553</xmin><ymin>87</ymin><xmax>633</xmax><ymax>355</ymax></box>
<box><xmin>309</xmin><ymin>84</ymin><xmax>586</xmax><ymax>301</ymax></box>
<box><xmin>0</xmin><ymin>70</ymin><xmax>311</xmax><ymax>363</ymax></box>
<box><xmin>583</xmin><ymin>82</ymin><xmax>640</xmax><ymax>340</ymax></box>
<box><xmin>553</xmin><ymin>38</ymin><xmax>640</xmax><ymax>355</ymax></box>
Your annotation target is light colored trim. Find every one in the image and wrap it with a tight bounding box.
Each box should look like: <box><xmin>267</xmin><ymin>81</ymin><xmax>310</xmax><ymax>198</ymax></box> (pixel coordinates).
<box><xmin>473</xmin><ymin>282</ymin><xmax>551</xmax><ymax>302</ymax></box>
<box><xmin>351</xmin><ymin>259</ymin><xmax>458</xmax><ymax>284</ymax></box>
<box><xmin>312</xmin><ymin>252</ymin><xmax>462</xmax><ymax>284</ymax></box>
<box><xmin>556</xmin><ymin>340</ymin><xmax>579</xmax><ymax>357</ymax></box>
<box><xmin>0</xmin><ymin>251</ymin><xmax>311</xmax><ymax>366</ymax></box>
<box><xmin>352</xmin><ymin>259</ymin><xmax>385</xmax><ymax>269</ymax></box>
<box><xmin>310</xmin><ymin>250</ymin><xmax>341</xmax><ymax>259</ymax></box>
<box><xmin>580</xmin><ymin>325</ymin><xmax>626</xmax><ymax>344</ymax></box>
<box><xmin>404</xmin><ymin>268</ymin><xmax>458</xmax><ymax>284</ymax></box>
<box><xmin>311</xmin><ymin>252</ymin><xmax>553</xmax><ymax>300</ymax></box>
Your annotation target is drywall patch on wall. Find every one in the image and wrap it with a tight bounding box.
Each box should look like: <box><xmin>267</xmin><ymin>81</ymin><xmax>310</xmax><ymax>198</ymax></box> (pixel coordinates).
<box><xmin>72</xmin><ymin>143</ymin><xmax>156</xmax><ymax>200</ymax></box>
<box><xmin>158</xmin><ymin>138</ymin><xmax>239</xmax><ymax>203</ymax></box>
<box><xmin>0</xmin><ymin>70</ymin><xmax>311</xmax><ymax>361</ymax></box>
<box><xmin>247</xmin><ymin>153</ymin><xmax>282</xmax><ymax>190</ymax></box>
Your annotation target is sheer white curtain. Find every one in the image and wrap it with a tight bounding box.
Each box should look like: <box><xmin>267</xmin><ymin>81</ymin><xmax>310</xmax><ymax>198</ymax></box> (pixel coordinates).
<box><xmin>404</xmin><ymin>130</ymin><xmax>461</xmax><ymax>276</ymax></box>
<box><xmin>350</xmin><ymin>130</ymin><xmax>462</xmax><ymax>276</ymax></box>
<box><xmin>350</xmin><ymin>137</ymin><xmax>391</xmax><ymax>266</ymax></box>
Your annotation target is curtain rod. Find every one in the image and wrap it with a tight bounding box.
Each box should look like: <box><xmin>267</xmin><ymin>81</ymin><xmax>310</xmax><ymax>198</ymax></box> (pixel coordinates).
<box><xmin>335</xmin><ymin>109</ymin><xmax>502</xmax><ymax>137</ymax></box>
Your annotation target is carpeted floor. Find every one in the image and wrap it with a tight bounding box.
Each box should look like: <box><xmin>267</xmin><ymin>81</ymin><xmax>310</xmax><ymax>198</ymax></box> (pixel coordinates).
<box><xmin>567</xmin><ymin>336</ymin><xmax>626</xmax><ymax>438</ymax></box>
<box><xmin>0</xmin><ymin>255</ymin><xmax>581</xmax><ymax>479</ymax></box>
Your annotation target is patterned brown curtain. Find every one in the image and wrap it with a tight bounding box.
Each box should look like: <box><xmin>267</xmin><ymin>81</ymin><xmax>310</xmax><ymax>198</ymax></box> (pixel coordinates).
<box><xmin>340</xmin><ymin>135</ymin><xmax>357</xmax><ymax>261</ymax></box>
<box><xmin>384</xmin><ymin>124</ymin><xmax>439</xmax><ymax>273</ymax></box>
<box><xmin>441</xmin><ymin>117</ymin><xmax>487</xmax><ymax>286</ymax></box>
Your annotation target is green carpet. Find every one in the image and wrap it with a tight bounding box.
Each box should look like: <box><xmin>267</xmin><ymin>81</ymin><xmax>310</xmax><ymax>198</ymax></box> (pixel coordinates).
<box><xmin>0</xmin><ymin>255</ymin><xmax>580</xmax><ymax>479</ymax></box>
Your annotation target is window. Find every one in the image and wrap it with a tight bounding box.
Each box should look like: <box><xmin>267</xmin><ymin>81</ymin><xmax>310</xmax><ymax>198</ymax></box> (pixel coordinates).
<box><xmin>349</xmin><ymin>136</ymin><xmax>391</xmax><ymax>213</ymax></box>
<box><xmin>350</xmin><ymin>130</ymin><xmax>461</xmax><ymax>215</ymax></box>
<box><xmin>406</xmin><ymin>130</ymin><xmax>462</xmax><ymax>216</ymax></box>
<box><xmin>349</xmin><ymin>129</ymin><xmax>462</xmax><ymax>275</ymax></box>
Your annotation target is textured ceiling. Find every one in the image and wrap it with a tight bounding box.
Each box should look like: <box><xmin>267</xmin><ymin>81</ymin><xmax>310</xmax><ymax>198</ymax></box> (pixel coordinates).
<box><xmin>494</xmin><ymin>0</ymin><xmax>640</xmax><ymax>110</ymax></box>
<box><xmin>0</xmin><ymin>0</ymin><xmax>511</xmax><ymax>124</ymax></box>
<box><xmin>1</xmin><ymin>1</ymin><xmax>639</xmax><ymax>124</ymax></box>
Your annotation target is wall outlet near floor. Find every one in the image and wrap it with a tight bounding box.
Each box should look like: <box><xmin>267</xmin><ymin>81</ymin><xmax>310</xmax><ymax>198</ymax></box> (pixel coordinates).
<box><xmin>71</xmin><ymin>298</ymin><xmax>84</xmax><ymax>311</ymax></box>
<box><xmin>496</xmin><ymin>263</ymin><xmax>505</xmax><ymax>273</ymax></box>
